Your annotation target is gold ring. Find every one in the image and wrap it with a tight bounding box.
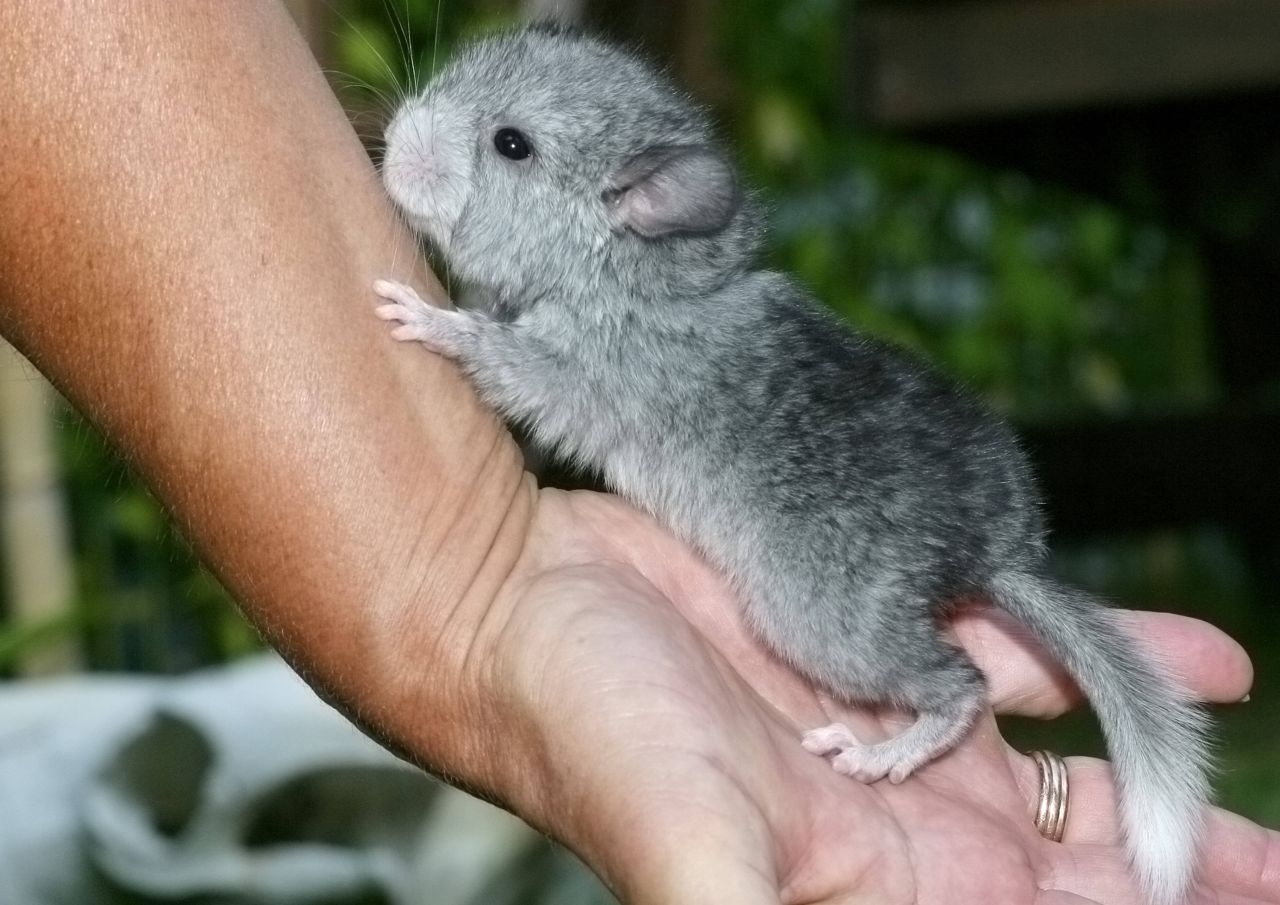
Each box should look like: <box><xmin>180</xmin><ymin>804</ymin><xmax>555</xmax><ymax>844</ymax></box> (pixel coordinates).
<box><xmin>1029</xmin><ymin>749</ymin><xmax>1069</xmax><ymax>842</ymax></box>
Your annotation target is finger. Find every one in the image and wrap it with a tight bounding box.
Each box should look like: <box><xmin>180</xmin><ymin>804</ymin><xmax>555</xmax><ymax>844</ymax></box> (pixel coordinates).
<box><xmin>1016</xmin><ymin>754</ymin><xmax>1280</xmax><ymax>902</ymax></box>
<box><xmin>1044</xmin><ymin>844</ymin><xmax>1277</xmax><ymax>905</ymax></box>
<box><xmin>1194</xmin><ymin>808</ymin><xmax>1280</xmax><ymax>901</ymax></box>
<box><xmin>952</xmin><ymin>608</ymin><xmax>1253</xmax><ymax>718</ymax></box>
<box><xmin>1013</xmin><ymin>754</ymin><xmax>1122</xmax><ymax>846</ymax></box>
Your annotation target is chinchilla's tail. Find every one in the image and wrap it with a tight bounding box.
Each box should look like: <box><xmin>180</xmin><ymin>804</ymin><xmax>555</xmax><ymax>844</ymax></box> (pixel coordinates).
<box><xmin>988</xmin><ymin>571</ymin><xmax>1211</xmax><ymax>905</ymax></box>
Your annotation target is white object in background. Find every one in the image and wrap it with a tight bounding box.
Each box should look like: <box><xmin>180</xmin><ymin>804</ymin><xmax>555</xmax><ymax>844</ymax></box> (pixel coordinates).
<box><xmin>0</xmin><ymin>655</ymin><xmax>543</xmax><ymax>905</ymax></box>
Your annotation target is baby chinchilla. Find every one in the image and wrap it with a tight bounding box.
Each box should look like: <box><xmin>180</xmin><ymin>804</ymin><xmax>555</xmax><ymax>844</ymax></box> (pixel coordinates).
<box><xmin>374</xmin><ymin>25</ymin><xmax>1210</xmax><ymax>905</ymax></box>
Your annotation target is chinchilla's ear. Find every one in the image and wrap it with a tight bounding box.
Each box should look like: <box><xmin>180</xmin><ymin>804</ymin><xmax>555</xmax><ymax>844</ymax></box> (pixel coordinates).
<box><xmin>603</xmin><ymin>145</ymin><xmax>740</xmax><ymax>238</ymax></box>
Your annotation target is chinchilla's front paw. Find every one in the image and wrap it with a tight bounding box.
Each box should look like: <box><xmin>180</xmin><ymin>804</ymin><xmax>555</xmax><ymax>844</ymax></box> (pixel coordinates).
<box><xmin>373</xmin><ymin>279</ymin><xmax>477</xmax><ymax>360</ymax></box>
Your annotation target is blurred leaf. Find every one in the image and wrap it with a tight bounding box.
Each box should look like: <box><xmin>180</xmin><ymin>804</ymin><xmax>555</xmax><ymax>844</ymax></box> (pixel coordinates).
<box><xmin>0</xmin><ymin>611</ymin><xmax>80</xmax><ymax>670</ymax></box>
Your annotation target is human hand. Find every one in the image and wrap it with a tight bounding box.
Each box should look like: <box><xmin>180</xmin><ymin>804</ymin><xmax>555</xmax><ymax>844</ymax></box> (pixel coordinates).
<box><xmin>471</xmin><ymin>489</ymin><xmax>1275</xmax><ymax>905</ymax></box>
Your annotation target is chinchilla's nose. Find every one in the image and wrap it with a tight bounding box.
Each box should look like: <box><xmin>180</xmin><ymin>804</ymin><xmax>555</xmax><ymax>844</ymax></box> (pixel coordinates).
<box><xmin>380</xmin><ymin>97</ymin><xmax>475</xmax><ymax>248</ymax></box>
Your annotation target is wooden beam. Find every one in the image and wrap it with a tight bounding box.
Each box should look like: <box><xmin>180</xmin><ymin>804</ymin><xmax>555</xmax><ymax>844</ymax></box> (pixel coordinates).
<box><xmin>854</xmin><ymin>0</ymin><xmax>1280</xmax><ymax>127</ymax></box>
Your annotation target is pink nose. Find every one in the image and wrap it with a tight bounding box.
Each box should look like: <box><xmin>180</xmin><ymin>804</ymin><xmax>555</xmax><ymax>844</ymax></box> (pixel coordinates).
<box><xmin>392</xmin><ymin>114</ymin><xmax>441</xmax><ymax>178</ymax></box>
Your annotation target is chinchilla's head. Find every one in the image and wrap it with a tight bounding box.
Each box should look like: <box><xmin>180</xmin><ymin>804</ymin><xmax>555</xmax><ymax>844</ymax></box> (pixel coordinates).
<box><xmin>381</xmin><ymin>25</ymin><xmax>762</xmax><ymax>311</ymax></box>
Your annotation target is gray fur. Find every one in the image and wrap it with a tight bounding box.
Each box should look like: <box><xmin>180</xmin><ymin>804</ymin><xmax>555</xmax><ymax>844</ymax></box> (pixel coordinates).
<box><xmin>378</xmin><ymin>27</ymin><xmax>1211</xmax><ymax>905</ymax></box>
<box><xmin>604</xmin><ymin>144</ymin><xmax>740</xmax><ymax>236</ymax></box>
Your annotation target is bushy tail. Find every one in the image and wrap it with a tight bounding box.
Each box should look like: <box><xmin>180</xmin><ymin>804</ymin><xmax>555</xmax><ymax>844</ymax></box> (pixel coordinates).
<box><xmin>988</xmin><ymin>571</ymin><xmax>1212</xmax><ymax>905</ymax></box>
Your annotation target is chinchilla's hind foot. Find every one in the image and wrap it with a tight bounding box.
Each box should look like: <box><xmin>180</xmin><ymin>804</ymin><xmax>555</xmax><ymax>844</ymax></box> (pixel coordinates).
<box><xmin>802</xmin><ymin>645</ymin><xmax>987</xmax><ymax>784</ymax></box>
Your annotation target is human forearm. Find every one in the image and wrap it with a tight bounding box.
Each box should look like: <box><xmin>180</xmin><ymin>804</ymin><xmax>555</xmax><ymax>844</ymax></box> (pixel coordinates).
<box><xmin>0</xmin><ymin>0</ymin><xmax>532</xmax><ymax>787</ymax></box>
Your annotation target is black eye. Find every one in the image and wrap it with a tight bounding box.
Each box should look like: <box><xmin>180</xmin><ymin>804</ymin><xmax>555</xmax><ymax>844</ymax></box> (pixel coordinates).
<box><xmin>493</xmin><ymin>127</ymin><xmax>532</xmax><ymax>161</ymax></box>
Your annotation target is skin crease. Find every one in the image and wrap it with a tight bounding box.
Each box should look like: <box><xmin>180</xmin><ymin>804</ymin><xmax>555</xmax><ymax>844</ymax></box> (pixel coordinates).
<box><xmin>0</xmin><ymin>3</ymin><xmax>1275</xmax><ymax>904</ymax></box>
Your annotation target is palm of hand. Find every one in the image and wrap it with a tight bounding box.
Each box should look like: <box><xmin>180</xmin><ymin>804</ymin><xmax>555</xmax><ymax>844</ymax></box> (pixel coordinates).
<box><xmin>492</xmin><ymin>489</ymin><xmax>1272</xmax><ymax>905</ymax></box>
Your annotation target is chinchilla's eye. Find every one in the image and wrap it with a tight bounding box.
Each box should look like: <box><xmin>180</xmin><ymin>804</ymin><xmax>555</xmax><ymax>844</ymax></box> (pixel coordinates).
<box><xmin>493</xmin><ymin>127</ymin><xmax>532</xmax><ymax>161</ymax></box>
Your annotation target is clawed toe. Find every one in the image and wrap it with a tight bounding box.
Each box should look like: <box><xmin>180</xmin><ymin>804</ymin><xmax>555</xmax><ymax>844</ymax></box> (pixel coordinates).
<box><xmin>391</xmin><ymin>324</ymin><xmax>429</xmax><ymax>342</ymax></box>
<box><xmin>375</xmin><ymin>303</ymin><xmax>410</xmax><ymax>321</ymax></box>
<box><xmin>802</xmin><ymin>723</ymin><xmax>857</xmax><ymax>755</ymax></box>
<box><xmin>804</xmin><ymin>721</ymin><xmax>930</xmax><ymax>784</ymax></box>
<box><xmin>371</xmin><ymin>278</ymin><xmax>476</xmax><ymax>360</ymax></box>
<box><xmin>831</xmin><ymin>746</ymin><xmax>895</xmax><ymax>783</ymax></box>
<box><xmin>372</xmin><ymin>279</ymin><xmax>422</xmax><ymax>306</ymax></box>
<box><xmin>805</xmin><ymin>723</ymin><xmax>901</xmax><ymax>782</ymax></box>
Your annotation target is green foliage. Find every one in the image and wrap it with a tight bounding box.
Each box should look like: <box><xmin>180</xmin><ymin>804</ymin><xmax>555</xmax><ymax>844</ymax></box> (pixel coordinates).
<box><xmin>0</xmin><ymin>609</ymin><xmax>80</xmax><ymax>671</ymax></box>
<box><xmin>718</xmin><ymin>0</ymin><xmax>1215</xmax><ymax>419</ymax></box>
<box><xmin>51</xmin><ymin>405</ymin><xmax>261</xmax><ymax>674</ymax></box>
<box><xmin>331</xmin><ymin>0</ymin><xmax>516</xmax><ymax>106</ymax></box>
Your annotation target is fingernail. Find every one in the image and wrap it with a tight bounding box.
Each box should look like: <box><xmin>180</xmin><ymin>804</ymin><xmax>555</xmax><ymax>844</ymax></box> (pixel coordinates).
<box><xmin>1240</xmin><ymin>693</ymin><xmax>1251</xmax><ymax>703</ymax></box>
